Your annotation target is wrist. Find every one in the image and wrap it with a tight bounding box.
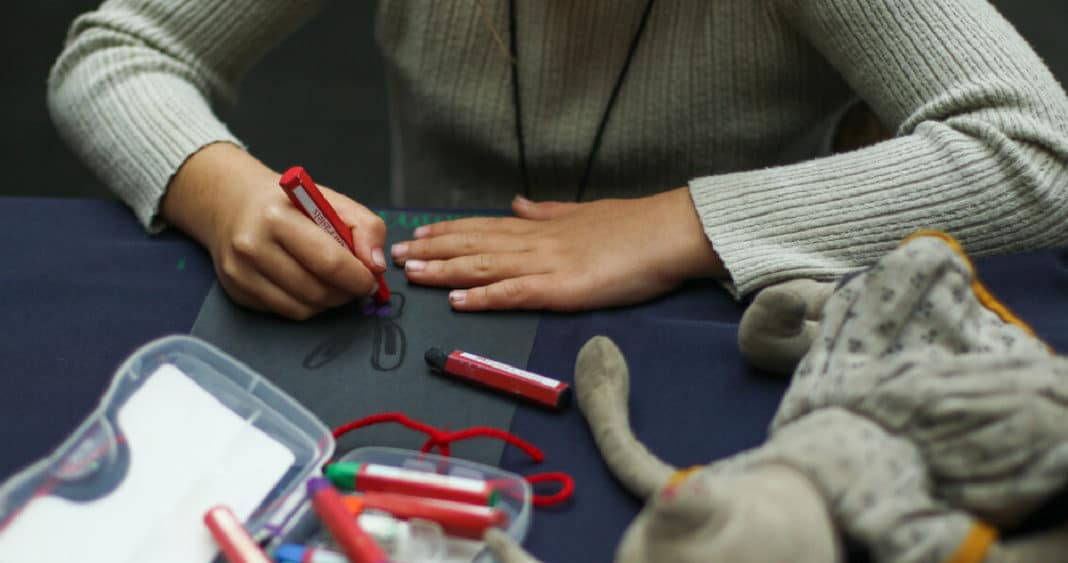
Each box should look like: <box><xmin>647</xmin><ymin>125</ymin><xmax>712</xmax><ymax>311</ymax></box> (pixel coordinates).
<box><xmin>161</xmin><ymin>142</ymin><xmax>276</xmax><ymax>248</ymax></box>
<box><xmin>657</xmin><ymin>187</ymin><xmax>724</xmax><ymax>280</ymax></box>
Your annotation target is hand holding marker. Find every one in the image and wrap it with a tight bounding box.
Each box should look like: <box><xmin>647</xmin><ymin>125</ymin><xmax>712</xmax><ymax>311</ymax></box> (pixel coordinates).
<box><xmin>279</xmin><ymin>166</ymin><xmax>390</xmax><ymax>305</ymax></box>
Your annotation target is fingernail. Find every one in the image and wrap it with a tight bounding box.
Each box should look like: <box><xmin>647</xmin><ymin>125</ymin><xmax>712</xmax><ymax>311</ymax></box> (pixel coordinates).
<box><xmin>369</xmin><ymin>281</ymin><xmax>379</xmax><ymax>296</ymax></box>
<box><xmin>514</xmin><ymin>195</ymin><xmax>531</xmax><ymax>205</ymax></box>
<box><xmin>391</xmin><ymin>243</ymin><xmax>408</xmax><ymax>260</ymax></box>
<box><xmin>413</xmin><ymin>226</ymin><xmax>430</xmax><ymax>238</ymax></box>
<box><xmin>372</xmin><ymin>247</ymin><xmax>387</xmax><ymax>269</ymax></box>
<box><xmin>449</xmin><ymin>290</ymin><xmax>467</xmax><ymax>305</ymax></box>
<box><xmin>405</xmin><ymin>259</ymin><xmax>426</xmax><ymax>273</ymax></box>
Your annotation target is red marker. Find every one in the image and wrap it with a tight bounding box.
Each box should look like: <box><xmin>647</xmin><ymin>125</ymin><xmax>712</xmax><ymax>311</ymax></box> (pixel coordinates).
<box><xmin>306</xmin><ymin>477</ymin><xmax>390</xmax><ymax>563</ymax></box>
<box><xmin>203</xmin><ymin>505</ymin><xmax>273</xmax><ymax>563</ymax></box>
<box><xmin>425</xmin><ymin>348</ymin><xmax>572</xmax><ymax>410</ymax></box>
<box><xmin>325</xmin><ymin>462</ymin><xmax>498</xmax><ymax>507</ymax></box>
<box><xmin>341</xmin><ymin>492</ymin><xmax>509</xmax><ymax>540</ymax></box>
<box><xmin>279</xmin><ymin>166</ymin><xmax>390</xmax><ymax>305</ymax></box>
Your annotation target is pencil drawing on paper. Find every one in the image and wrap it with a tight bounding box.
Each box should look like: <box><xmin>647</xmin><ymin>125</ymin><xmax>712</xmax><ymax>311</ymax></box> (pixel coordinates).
<box><xmin>303</xmin><ymin>292</ymin><xmax>407</xmax><ymax>372</ymax></box>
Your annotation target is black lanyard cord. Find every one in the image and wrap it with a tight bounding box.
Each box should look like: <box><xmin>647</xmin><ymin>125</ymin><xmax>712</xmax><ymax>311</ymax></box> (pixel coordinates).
<box><xmin>508</xmin><ymin>0</ymin><xmax>656</xmax><ymax>202</ymax></box>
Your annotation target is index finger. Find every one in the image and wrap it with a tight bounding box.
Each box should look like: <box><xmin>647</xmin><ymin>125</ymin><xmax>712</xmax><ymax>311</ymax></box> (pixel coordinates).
<box><xmin>320</xmin><ymin>187</ymin><xmax>388</xmax><ymax>273</ymax></box>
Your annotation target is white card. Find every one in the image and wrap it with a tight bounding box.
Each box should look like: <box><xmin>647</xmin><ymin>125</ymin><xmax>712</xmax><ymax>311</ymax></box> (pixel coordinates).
<box><xmin>0</xmin><ymin>364</ymin><xmax>295</xmax><ymax>563</ymax></box>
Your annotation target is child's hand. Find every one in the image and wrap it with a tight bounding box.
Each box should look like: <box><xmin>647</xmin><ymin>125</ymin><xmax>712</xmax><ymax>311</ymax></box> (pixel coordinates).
<box><xmin>391</xmin><ymin>188</ymin><xmax>725</xmax><ymax>311</ymax></box>
<box><xmin>162</xmin><ymin>143</ymin><xmax>386</xmax><ymax>320</ymax></box>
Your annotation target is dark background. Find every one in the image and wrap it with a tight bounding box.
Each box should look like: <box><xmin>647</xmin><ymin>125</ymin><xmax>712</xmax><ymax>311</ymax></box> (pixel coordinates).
<box><xmin>3</xmin><ymin>1</ymin><xmax>1067</xmax><ymax>207</ymax></box>
<box><xmin>5</xmin><ymin>1</ymin><xmax>389</xmax><ymax>203</ymax></box>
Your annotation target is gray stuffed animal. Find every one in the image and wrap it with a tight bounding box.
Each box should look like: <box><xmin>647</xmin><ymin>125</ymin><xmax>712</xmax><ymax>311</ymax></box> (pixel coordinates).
<box><xmin>485</xmin><ymin>233</ymin><xmax>1068</xmax><ymax>563</ymax></box>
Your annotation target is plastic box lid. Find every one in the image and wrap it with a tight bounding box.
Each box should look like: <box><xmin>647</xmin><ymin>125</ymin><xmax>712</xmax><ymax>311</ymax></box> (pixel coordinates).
<box><xmin>0</xmin><ymin>335</ymin><xmax>334</xmax><ymax>544</ymax></box>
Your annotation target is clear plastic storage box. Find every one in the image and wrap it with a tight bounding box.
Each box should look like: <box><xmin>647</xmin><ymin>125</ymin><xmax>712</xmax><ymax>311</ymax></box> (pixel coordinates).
<box><xmin>0</xmin><ymin>336</ymin><xmax>530</xmax><ymax>563</ymax></box>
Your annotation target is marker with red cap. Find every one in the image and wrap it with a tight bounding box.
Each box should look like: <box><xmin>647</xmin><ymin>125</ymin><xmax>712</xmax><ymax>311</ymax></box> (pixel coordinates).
<box><xmin>203</xmin><ymin>505</ymin><xmax>273</xmax><ymax>563</ymax></box>
<box><xmin>325</xmin><ymin>462</ymin><xmax>498</xmax><ymax>507</ymax></box>
<box><xmin>306</xmin><ymin>477</ymin><xmax>390</xmax><ymax>563</ymax></box>
<box><xmin>425</xmin><ymin>348</ymin><xmax>572</xmax><ymax>410</ymax></box>
<box><xmin>279</xmin><ymin>166</ymin><xmax>390</xmax><ymax>305</ymax></box>
<box><xmin>341</xmin><ymin>492</ymin><xmax>509</xmax><ymax>539</ymax></box>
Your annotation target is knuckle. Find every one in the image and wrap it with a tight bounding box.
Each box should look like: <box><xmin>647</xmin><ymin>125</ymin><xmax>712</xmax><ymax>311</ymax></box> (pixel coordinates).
<box><xmin>370</xmin><ymin>218</ymin><xmax>387</xmax><ymax>238</ymax></box>
<box><xmin>231</xmin><ymin>234</ymin><xmax>258</xmax><ymax>258</ymax></box>
<box><xmin>409</xmin><ymin>238</ymin><xmax>430</xmax><ymax>257</ymax></box>
<box><xmin>218</xmin><ymin>256</ymin><xmax>243</xmax><ymax>283</ymax></box>
<box><xmin>262</xmin><ymin>203</ymin><xmax>287</xmax><ymax>226</ymax></box>
<box><xmin>317</xmin><ymin>251</ymin><xmax>345</xmax><ymax>276</ymax></box>
<box><xmin>499</xmin><ymin>278</ymin><xmax>527</xmax><ymax>302</ymax></box>
<box><xmin>461</xmin><ymin>232</ymin><xmax>482</xmax><ymax>252</ymax></box>
<box><xmin>467</xmin><ymin>286</ymin><xmax>488</xmax><ymax>306</ymax></box>
<box><xmin>475</xmin><ymin>253</ymin><xmax>494</xmax><ymax>275</ymax></box>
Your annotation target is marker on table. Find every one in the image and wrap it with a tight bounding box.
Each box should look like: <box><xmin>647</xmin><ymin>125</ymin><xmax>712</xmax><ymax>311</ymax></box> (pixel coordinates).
<box><xmin>203</xmin><ymin>505</ymin><xmax>273</xmax><ymax>563</ymax></box>
<box><xmin>425</xmin><ymin>347</ymin><xmax>572</xmax><ymax>411</ymax></box>
<box><xmin>325</xmin><ymin>461</ymin><xmax>498</xmax><ymax>507</ymax></box>
<box><xmin>279</xmin><ymin>166</ymin><xmax>390</xmax><ymax>305</ymax></box>
<box><xmin>341</xmin><ymin>491</ymin><xmax>509</xmax><ymax>540</ymax></box>
<box><xmin>306</xmin><ymin>477</ymin><xmax>390</xmax><ymax>563</ymax></box>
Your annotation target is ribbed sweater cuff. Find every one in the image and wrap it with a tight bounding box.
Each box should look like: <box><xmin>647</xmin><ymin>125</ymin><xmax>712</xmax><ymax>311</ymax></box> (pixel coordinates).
<box><xmin>50</xmin><ymin>72</ymin><xmax>243</xmax><ymax>232</ymax></box>
<box><xmin>688</xmin><ymin>126</ymin><xmax>1057</xmax><ymax>299</ymax></box>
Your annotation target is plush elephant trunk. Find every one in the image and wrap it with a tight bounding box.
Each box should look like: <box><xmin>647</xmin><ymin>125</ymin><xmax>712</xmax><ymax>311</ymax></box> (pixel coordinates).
<box><xmin>575</xmin><ymin>336</ymin><xmax>677</xmax><ymax>500</ymax></box>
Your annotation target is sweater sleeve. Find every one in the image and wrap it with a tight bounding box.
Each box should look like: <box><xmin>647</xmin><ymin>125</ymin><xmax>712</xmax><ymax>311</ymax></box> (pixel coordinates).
<box><xmin>690</xmin><ymin>0</ymin><xmax>1068</xmax><ymax>298</ymax></box>
<box><xmin>47</xmin><ymin>0</ymin><xmax>323</xmax><ymax>231</ymax></box>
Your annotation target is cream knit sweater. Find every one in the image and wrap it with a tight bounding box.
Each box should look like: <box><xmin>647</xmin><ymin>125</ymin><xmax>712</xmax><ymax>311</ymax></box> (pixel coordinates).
<box><xmin>48</xmin><ymin>0</ymin><xmax>1068</xmax><ymax>297</ymax></box>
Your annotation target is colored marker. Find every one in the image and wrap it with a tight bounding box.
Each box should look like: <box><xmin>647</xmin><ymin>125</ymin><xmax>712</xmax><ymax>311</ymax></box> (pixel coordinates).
<box><xmin>203</xmin><ymin>505</ymin><xmax>273</xmax><ymax>563</ymax></box>
<box><xmin>425</xmin><ymin>348</ymin><xmax>572</xmax><ymax>410</ymax></box>
<box><xmin>306</xmin><ymin>477</ymin><xmax>390</xmax><ymax>563</ymax></box>
<box><xmin>341</xmin><ymin>492</ymin><xmax>509</xmax><ymax>540</ymax></box>
<box><xmin>325</xmin><ymin>462</ymin><xmax>498</xmax><ymax>507</ymax></box>
<box><xmin>279</xmin><ymin>166</ymin><xmax>390</xmax><ymax>305</ymax></box>
<box><xmin>273</xmin><ymin>543</ymin><xmax>348</xmax><ymax>563</ymax></box>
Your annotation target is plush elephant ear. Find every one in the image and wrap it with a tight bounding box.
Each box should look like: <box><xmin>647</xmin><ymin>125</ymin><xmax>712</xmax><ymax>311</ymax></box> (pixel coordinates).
<box><xmin>738</xmin><ymin>279</ymin><xmax>836</xmax><ymax>375</ymax></box>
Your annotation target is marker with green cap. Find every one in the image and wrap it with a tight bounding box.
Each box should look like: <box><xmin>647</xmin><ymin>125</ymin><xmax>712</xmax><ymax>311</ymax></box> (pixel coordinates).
<box><xmin>324</xmin><ymin>461</ymin><xmax>499</xmax><ymax>507</ymax></box>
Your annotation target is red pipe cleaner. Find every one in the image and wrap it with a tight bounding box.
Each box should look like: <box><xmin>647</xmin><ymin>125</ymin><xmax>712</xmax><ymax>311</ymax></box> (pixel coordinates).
<box><xmin>331</xmin><ymin>412</ymin><xmax>573</xmax><ymax>507</ymax></box>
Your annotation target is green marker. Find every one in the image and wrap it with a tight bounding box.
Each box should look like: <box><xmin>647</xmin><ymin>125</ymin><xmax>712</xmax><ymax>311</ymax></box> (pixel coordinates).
<box><xmin>324</xmin><ymin>461</ymin><xmax>498</xmax><ymax>506</ymax></box>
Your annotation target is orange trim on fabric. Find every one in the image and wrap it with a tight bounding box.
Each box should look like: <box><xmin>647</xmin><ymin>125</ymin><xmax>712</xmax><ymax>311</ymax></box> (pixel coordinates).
<box><xmin>901</xmin><ymin>230</ymin><xmax>1049</xmax><ymax>350</ymax></box>
<box><xmin>943</xmin><ymin>522</ymin><xmax>998</xmax><ymax>563</ymax></box>
<box><xmin>666</xmin><ymin>466</ymin><xmax>702</xmax><ymax>489</ymax></box>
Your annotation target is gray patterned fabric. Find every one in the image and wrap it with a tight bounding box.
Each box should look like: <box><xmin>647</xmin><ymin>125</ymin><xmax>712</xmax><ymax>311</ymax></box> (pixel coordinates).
<box><xmin>706</xmin><ymin>236</ymin><xmax>1068</xmax><ymax>563</ymax></box>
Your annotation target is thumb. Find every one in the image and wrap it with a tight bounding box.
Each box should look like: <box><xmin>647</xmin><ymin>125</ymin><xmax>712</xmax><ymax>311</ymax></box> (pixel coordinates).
<box><xmin>512</xmin><ymin>195</ymin><xmax>581</xmax><ymax>220</ymax></box>
<box><xmin>321</xmin><ymin>186</ymin><xmax>388</xmax><ymax>274</ymax></box>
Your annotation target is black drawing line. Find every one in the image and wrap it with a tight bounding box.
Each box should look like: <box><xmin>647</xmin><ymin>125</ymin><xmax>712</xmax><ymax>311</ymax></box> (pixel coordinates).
<box><xmin>302</xmin><ymin>292</ymin><xmax>407</xmax><ymax>372</ymax></box>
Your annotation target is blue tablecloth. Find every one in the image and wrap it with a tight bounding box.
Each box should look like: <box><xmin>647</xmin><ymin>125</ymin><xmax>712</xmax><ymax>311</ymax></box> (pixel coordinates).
<box><xmin>2</xmin><ymin>197</ymin><xmax>1066</xmax><ymax>562</ymax></box>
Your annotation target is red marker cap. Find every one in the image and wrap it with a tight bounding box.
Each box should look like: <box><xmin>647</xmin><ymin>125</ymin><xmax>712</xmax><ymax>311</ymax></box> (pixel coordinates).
<box><xmin>279</xmin><ymin>166</ymin><xmax>390</xmax><ymax>305</ymax></box>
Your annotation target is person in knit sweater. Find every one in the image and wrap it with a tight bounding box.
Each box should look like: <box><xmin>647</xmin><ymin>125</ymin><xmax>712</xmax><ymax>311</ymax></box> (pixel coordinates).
<box><xmin>48</xmin><ymin>1</ymin><xmax>1068</xmax><ymax>319</ymax></box>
